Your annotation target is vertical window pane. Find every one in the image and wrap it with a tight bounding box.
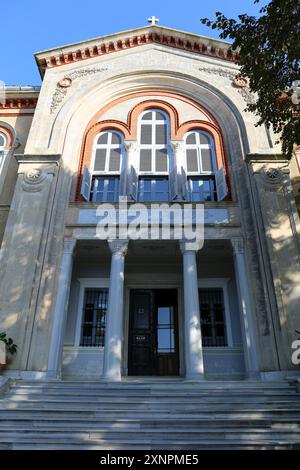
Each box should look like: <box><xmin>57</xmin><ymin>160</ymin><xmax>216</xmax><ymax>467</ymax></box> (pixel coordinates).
<box><xmin>186</xmin><ymin>133</ymin><xmax>196</xmax><ymax>144</ymax></box>
<box><xmin>109</xmin><ymin>148</ymin><xmax>121</xmax><ymax>171</ymax></box>
<box><xmin>199</xmin><ymin>288</ymin><xmax>227</xmax><ymax>347</ymax></box>
<box><xmin>156</xmin><ymin>125</ymin><xmax>166</xmax><ymax>144</ymax></box>
<box><xmin>0</xmin><ymin>134</ymin><xmax>5</xmax><ymax>147</ymax></box>
<box><xmin>97</xmin><ymin>133</ymin><xmax>108</xmax><ymax>144</ymax></box>
<box><xmin>199</xmin><ymin>132</ymin><xmax>210</xmax><ymax>146</ymax></box>
<box><xmin>186</xmin><ymin>149</ymin><xmax>198</xmax><ymax>172</ymax></box>
<box><xmin>111</xmin><ymin>133</ymin><xmax>121</xmax><ymax>144</ymax></box>
<box><xmin>140</xmin><ymin>125</ymin><xmax>152</xmax><ymax>144</ymax></box>
<box><xmin>142</xmin><ymin>112</ymin><xmax>152</xmax><ymax>120</ymax></box>
<box><xmin>155</xmin><ymin>111</ymin><xmax>166</xmax><ymax>120</ymax></box>
<box><xmin>94</xmin><ymin>148</ymin><xmax>106</xmax><ymax>171</ymax></box>
<box><xmin>155</xmin><ymin>148</ymin><xmax>168</xmax><ymax>172</ymax></box>
<box><xmin>201</xmin><ymin>148</ymin><xmax>213</xmax><ymax>172</ymax></box>
<box><xmin>140</xmin><ymin>149</ymin><xmax>152</xmax><ymax>171</ymax></box>
<box><xmin>80</xmin><ymin>289</ymin><xmax>108</xmax><ymax>347</ymax></box>
<box><xmin>92</xmin><ymin>177</ymin><xmax>119</xmax><ymax>202</ymax></box>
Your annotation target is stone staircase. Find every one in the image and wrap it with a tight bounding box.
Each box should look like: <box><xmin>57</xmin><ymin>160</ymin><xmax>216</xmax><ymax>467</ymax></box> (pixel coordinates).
<box><xmin>0</xmin><ymin>378</ymin><xmax>300</xmax><ymax>450</ymax></box>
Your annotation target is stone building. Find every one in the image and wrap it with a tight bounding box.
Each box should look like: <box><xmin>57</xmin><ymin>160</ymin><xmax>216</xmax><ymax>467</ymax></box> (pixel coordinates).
<box><xmin>0</xmin><ymin>20</ymin><xmax>300</xmax><ymax>386</ymax></box>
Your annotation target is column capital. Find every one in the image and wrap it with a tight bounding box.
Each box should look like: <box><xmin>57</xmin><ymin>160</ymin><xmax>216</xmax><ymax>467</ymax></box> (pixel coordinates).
<box><xmin>231</xmin><ymin>238</ymin><xmax>244</xmax><ymax>255</ymax></box>
<box><xmin>170</xmin><ymin>140</ymin><xmax>184</xmax><ymax>153</ymax></box>
<box><xmin>63</xmin><ymin>237</ymin><xmax>76</xmax><ymax>255</ymax></box>
<box><xmin>124</xmin><ymin>140</ymin><xmax>138</xmax><ymax>153</ymax></box>
<box><xmin>179</xmin><ymin>240</ymin><xmax>200</xmax><ymax>254</ymax></box>
<box><xmin>108</xmin><ymin>239</ymin><xmax>129</xmax><ymax>256</ymax></box>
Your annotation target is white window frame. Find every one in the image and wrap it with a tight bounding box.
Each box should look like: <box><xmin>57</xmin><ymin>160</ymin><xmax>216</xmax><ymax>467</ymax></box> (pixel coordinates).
<box><xmin>90</xmin><ymin>130</ymin><xmax>125</xmax><ymax>175</ymax></box>
<box><xmin>0</xmin><ymin>132</ymin><xmax>7</xmax><ymax>173</ymax></box>
<box><xmin>184</xmin><ymin>130</ymin><xmax>217</xmax><ymax>176</ymax></box>
<box><xmin>74</xmin><ymin>278</ymin><xmax>110</xmax><ymax>347</ymax></box>
<box><xmin>187</xmin><ymin>177</ymin><xmax>216</xmax><ymax>202</ymax></box>
<box><xmin>137</xmin><ymin>109</ymin><xmax>173</xmax><ymax>175</ymax></box>
<box><xmin>198</xmin><ymin>278</ymin><xmax>233</xmax><ymax>347</ymax></box>
<box><xmin>91</xmin><ymin>176</ymin><xmax>120</xmax><ymax>203</ymax></box>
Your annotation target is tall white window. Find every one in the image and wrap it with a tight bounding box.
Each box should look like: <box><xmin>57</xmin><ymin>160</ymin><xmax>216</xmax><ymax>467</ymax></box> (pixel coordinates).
<box><xmin>137</xmin><ymin>110</ymin><xmax>173</xmax><ymax>201</ymax></box>
<box><xmin>0</xmin><ymin>132</ymin><xmax>7</xmax><ymax>171</ymax></box>
<box><xmin>184</xmin><ymin>130</ymin><xmax>218</xmax><ymax>202</ymax></box>
<box><xmin>81</xmin><ymin>130</ymin><xmax>125</xmax><ymax>202</ymax></box>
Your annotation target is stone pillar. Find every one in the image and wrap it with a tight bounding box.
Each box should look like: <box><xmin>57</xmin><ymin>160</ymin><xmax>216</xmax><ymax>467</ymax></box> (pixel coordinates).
<box><xmin>47</xmin><ymin>237</ymin><xmax>76</xmax><ymax>379</ymax></box>
<box><xmin>231</xmin><ymin>238</ymin><xmax>260</xmax><ymax>378</ymax></box>
<box><xmin>180</xmin><ymin>242</ymin><xmax>204</xmax><ymax>380</ymax></box>
<box><xmin>248</xmin><ymin>157</ymin><xmax>300</xmax><ymax>372</ymax></box>
<box><xmin>0</xmin><ymin>155</ymin><xmax>60</xmax><ymax>371</ymax></box>
<box><xmin>103</xmin><ymin>239</ymin><xmax>128</xmax><ymax>381</ymax></box>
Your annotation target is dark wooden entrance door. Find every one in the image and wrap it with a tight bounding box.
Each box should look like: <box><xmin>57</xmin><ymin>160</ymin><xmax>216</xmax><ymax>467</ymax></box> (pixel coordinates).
<box><xmin>128</xmin><ymin>289</ymin><xmax>179</xmax><ymax>376</ymax></box>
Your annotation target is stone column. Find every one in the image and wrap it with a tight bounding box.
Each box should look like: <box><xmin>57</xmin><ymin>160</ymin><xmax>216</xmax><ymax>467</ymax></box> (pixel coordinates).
<box><xmin>103</xmin><ymin>239</ymin><xmax>128</xmax><ymax>381</ymax></box>
<box><xmin>180</xmin><ymin>241</ymin><xmax>204</xmax><ymax>380</ymax></box>
<box><xmin>47</xmin><ymin>237</ymin><xmax>76</xmax><ymax>379</ymax></box>
<box><xmin>231</xmin><ymin>238</ymin><xmax>260</xmax><ymax>378</ymax></box>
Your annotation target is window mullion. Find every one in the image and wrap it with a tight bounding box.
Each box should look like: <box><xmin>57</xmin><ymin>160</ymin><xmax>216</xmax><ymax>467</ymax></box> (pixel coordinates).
<box><xmin>152</xmin><ymin>113</ymin><xmax>156</xmax><ymax>172</ymax></box>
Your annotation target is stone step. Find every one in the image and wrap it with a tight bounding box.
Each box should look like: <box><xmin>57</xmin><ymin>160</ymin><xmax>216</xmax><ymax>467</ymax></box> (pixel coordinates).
<box><xmin>5</xmin><ymin>395</ymin><xmax>300</xmax><ymax>405</ymax></box>
<box><xmin>1</xmin><ymin>418</ymin><xmax>300</xmax><ymax>430</ymax></box>
<box><xmin>13</xmin><ymin>383</ymin><xmax>294</xmax><ymax>392</ymax></box>
<box><xmin>2</xmin><ymin>401</ymin><xmax>300</xmax><ymax>411</ymax></box>
<box><xmin>0</xmin><ymin>427</ymin><xmax>300</xmax><ymax>440</ymax></box>
<box><xmin>5</xmin><ymin>438</ymin><xmax>300</xmax><ymax>451</ymax></box>
<box><xmin>1</xmin><ymin>409</ymin><xmax>300</xmax><ymax>420</ymax></box>
<box><xmin>1</xmin><ymin>379</ymin><xmax>299</xmax><ymax>450</ymax></box>
<box><xmin>7</xmin><ymin>387</ymin><xmax>298</xmax><ymax>397</ymax></box>
<box><xmin>0</xmin><ymin>416</ymin><xmax>300</xmax><ymax>430</ymax></box>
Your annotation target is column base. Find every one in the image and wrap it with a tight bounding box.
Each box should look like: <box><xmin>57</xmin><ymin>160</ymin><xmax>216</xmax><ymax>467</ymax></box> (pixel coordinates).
<box><xmin>184</xmin><ymin>373</ymin><xmax>205</xmax><ymax>381</ymax></box>
<box><xmin>102</xmin><ymin>372</ymin><xmax>122</xmax><ymax>382</ymax></box>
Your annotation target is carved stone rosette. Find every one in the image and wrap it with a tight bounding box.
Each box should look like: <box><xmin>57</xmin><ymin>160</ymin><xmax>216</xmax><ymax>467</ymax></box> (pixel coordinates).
<box><xmin>259</xmin><ymin>167</ymin><xmax>285</xmax><ymax>192</ymax></box>
<box><xmin>22</xmin><ymin>168</ymin><xmax>47</xmax><ymax>192</ymax></box>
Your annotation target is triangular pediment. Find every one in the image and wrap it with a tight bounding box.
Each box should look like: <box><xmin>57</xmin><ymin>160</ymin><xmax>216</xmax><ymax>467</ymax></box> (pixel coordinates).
<box><xmin>35</xmin><ymin>24</ymin><xmax>237</xmax><ymax>78</ymax></box>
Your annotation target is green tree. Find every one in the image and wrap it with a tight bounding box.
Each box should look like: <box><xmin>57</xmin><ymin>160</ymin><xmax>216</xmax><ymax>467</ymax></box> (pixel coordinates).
<box><xmin>201</xmin><ymin>0</ymin><xmax>300</xmax><ymax>158</ymax></box>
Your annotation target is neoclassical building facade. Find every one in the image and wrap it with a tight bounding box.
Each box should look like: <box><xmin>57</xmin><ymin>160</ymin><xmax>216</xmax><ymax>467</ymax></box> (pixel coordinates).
<box><xmin>0</xmin><ymin>22</ymin><xmax>300</xmax><ymax>383</ymax></box>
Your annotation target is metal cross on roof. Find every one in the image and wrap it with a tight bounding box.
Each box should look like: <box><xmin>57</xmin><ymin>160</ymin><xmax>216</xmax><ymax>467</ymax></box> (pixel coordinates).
<box><xmin>147</xmin><ymin>16</ymin><xmax>159</xmax><ymax>26</ymax></box>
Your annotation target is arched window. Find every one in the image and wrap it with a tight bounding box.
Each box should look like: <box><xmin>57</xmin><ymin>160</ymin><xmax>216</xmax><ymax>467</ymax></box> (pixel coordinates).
<box><xmin>184</xmin><ymin>130</ymin><xmax>219</xmax><ymax>202</ymax></box>
<box><xmin>0</xmin><ymin>132</ymin><xmax>7</xmax><ymax>167</ymax></box>
<box><xmin>185</xmin><ymin>130</ymin><xmax>216</xmax><ymax>174</ymax></box>
<box><xmin>81</xmin><ymin>130</ymin><xmax>125</xmax><ymax>202</ymax></box>
<box><xmin>137</xmin><ymin>110</ymin><xmax>172</xmax><ymax>201</ymax></box>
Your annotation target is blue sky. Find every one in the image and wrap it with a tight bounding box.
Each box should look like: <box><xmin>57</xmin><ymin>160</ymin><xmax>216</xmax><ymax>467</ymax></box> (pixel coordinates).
<box><xmin>1</xmin><ymin>0</ymin><xmax>268</xmax><ymax>85</ymax></box>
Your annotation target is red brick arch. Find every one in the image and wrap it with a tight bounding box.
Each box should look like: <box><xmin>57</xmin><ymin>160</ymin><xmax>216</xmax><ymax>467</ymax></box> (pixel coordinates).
<box><xmin>0</xmin><ymin>126</ymin><xmax>14</xmax><ymax>147</ymax></box>
<box><xmin>75</xmin><ymin>93</ymin><xmax>229</xmax><ymax>200</ymax></box>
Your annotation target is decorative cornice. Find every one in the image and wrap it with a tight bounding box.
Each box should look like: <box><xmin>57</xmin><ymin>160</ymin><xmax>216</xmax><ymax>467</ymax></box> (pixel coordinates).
<box><xmin>37</xmin><ymin>31</ymin><xmax>239</xmax><ymax>73</ymax></box>
<box><xmin>0</xmin><ymin>98</ymin><xmax>38</xmax><ymax>110</ymax></box>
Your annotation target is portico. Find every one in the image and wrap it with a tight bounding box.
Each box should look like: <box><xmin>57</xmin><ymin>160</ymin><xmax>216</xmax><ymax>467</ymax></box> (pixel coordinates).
<box><xmin>47</xmin><ymin>233</ymin><xmax>255</xmax><ymax>382</ymax></box>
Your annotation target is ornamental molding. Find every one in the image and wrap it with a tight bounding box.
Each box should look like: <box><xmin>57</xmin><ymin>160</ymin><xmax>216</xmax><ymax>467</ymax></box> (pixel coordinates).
<box><xmin>260</xmin><ymin>167</ymin><xmax>285</xmax><ymax>191</ymax></box>
<box><xmin>50</xmin><ymin>65</ymin><xmax>109</xmax><ymax>114</ymax></box>
<box><xmin>38</xmin><ymin>31</ymin><xmax>239</xmax><ymax>74</ymax></box>
<box><xmin>198</xmin><ymin>66</ymin><xmax>255</xmax><ymax>105</ymax></box>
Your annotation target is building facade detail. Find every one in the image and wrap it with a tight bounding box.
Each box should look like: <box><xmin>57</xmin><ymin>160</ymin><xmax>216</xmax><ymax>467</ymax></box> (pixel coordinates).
<box><xmin>0</xmin><ymin>23</ymin><xmax>299</xmax><ymax>384</ymax></box>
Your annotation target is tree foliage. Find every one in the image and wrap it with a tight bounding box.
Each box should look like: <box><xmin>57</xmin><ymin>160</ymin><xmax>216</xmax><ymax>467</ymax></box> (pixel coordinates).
<box><xmin>201</xmin><ymin>0</ymin><xmax>300</xmax><ymax>159</ymax></box>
